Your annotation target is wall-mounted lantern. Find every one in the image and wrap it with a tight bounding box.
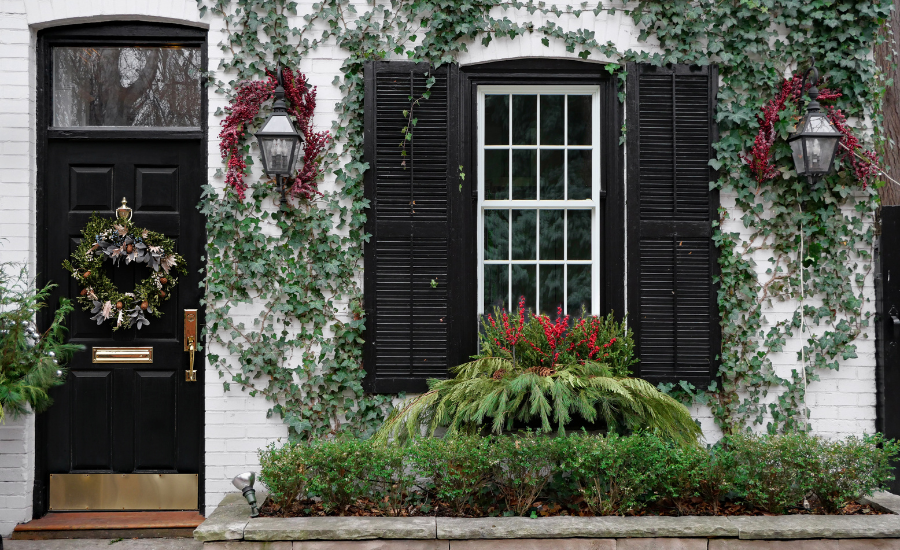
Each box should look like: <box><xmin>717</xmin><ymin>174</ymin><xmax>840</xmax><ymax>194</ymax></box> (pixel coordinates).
<box><xmin>787</xmin><ymin>58</ymin><xmax>843</xmax><ymax>180</ymax></box>
<box><xmin>254</xmin><ymin>67</ymin><xmax>304</xmax><ymax>205</ymax></box>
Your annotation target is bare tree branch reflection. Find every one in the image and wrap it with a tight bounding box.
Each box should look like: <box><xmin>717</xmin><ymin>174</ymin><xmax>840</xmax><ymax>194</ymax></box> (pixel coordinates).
<box><xmin>53</xmin><ymin>46</ymin><xmax>201</xmax><ymax>127</ymax></box>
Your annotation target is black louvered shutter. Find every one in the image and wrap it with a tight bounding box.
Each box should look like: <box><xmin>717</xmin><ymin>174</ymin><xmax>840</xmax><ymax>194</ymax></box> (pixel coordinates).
<box><xmin>626</xmin><ymin>63</ymin><xmax>720</xmax><ymax>385</ymax></box>
<box><xmin>362</xmin><ymin>61</ymin><xmax>471</xmax><ymax>393</ymax></box>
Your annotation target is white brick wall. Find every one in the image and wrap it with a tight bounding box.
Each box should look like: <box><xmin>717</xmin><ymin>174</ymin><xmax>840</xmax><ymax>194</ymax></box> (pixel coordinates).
<box><xmin>0</xmin><ymin>411</ymin><xmax>34</xmax><ymax>537</ymax></box>
<box><xmin>0</xmin><ymin>0</ymin><xmax>880</xmax><ymax>532</ymax></box>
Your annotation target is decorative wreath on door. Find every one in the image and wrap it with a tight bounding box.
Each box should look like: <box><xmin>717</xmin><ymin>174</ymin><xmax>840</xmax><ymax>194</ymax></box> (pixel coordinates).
<box><xmin>62</xmin><ymin>199</ymin><xmax>186</xmax><ymax>331</ymax></box>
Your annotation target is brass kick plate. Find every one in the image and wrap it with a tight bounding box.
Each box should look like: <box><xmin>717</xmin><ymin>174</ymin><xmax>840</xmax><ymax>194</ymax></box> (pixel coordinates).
<box><xmin>49</xmin><ymin>473</ymin><xmax>198</xmax><ymax>511</ymax></box>
<box><xmin>92</xmin><ymin>347</ymin><xmax>153</xmax><ymax>363</ymax></box>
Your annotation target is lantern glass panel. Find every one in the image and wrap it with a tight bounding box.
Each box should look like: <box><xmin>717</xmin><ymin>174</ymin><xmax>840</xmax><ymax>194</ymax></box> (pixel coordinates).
<box><xmin>259</xmin><ymin>113</ymin><xmax>296</xmax><ymax>133</ymax></box>
<box><xmin>804</xmin><ymin>113</ymin><xmax>836</xmax><ymax>134</ymax></box>
<box><xmin>259</xmin><ymin>136</ymin><xmax>297</xmax><ymax>174</ymax></box>
<box><xmin>806</xmin><ymin>136</ymin><xmax>839</xmax><ymax>174</ymax></box>
<box><xmin>790</xmin><ymin>139</ymin><xmax>806</xmax><ymax>175</ymax></box>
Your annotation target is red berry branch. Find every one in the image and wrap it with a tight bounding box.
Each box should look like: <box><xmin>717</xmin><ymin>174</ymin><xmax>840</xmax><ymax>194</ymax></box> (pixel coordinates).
<box><xmin>219</xmin><ymin>67</ymin><xmax>331</xmax><ymax>201</ymax></box>
<box><xmin>741</xmin><ymin>76</ymin><xmax>799</xmax><ymax>184</ymax></box>
<box><xmin>282</xmin><ymin>68</ymin><xmax>331</xmax><ymax>200</ymax></box>
<box><xmin>481</xmin><ymin>298</ymin><xmax>631</xmax><ymax>373</ymax></box>
<box><xmin>534</xmin><ymin>306</ymin><xmax>570</xmax><ymax>364</ymax></box>
<box><xmin>220</xmin><ymin>77</ymin><xmax>276</xmax><ymax>200</ymax></box>
<box><xmin>824</xmin><ymin>106</ymin><xmax>879</xmax><ymax>188</ymax></box>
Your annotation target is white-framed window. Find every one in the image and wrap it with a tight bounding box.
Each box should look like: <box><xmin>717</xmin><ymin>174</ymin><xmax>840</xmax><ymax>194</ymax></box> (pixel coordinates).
<box><xmin>477</xmin><ymin>85</ymin><xmax>602</xmax><ymax>316</ymax></box>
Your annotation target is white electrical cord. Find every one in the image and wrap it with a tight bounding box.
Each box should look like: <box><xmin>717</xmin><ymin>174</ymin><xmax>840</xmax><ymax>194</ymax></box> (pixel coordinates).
<box><xmin>797</xmin><ymin>193</ymin><xmax>810</xmax><ymax>426</ymax></box>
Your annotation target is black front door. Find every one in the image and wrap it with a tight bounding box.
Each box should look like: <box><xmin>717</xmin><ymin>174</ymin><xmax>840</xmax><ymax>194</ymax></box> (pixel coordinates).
<box><xmin>34</xmin><ymin>23</ymin><xmax>207</xmax><ymax>516</ymax></box>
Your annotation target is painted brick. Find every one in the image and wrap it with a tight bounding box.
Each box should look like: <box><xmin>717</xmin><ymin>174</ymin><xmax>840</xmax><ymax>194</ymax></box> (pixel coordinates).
<box><xmin>0</xmin><ymin>467</ymin><xmax>27</xmax><ymax>482</ymax></box>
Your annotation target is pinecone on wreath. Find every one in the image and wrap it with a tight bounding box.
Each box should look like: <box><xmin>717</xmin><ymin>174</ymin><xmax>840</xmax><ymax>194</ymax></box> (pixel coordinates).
<box><xmin>526</xmin><ymin>366</ymin><xmax>556</xmax><ymax>377</ymax></box>
<box><xmin>491</xmin><ymin>368</ymin><xmax>507</xmax><ymax>380</ymax></box>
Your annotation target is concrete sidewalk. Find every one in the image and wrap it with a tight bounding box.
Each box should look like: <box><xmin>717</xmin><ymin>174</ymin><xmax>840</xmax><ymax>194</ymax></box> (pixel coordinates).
<box><xmin>2</xmin><ymin>539</ymin><xmax>202</xmax><ymax>550</ymax></box>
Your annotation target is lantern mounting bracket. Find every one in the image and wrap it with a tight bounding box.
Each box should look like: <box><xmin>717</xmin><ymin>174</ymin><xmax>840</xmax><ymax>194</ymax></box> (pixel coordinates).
<box><xmin>797</xmin><ymin>56</ymin><xmax>820</xmax><ymax>111</ymax></box>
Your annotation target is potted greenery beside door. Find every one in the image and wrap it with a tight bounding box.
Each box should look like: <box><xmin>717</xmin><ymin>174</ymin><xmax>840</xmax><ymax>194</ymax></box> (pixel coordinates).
<box><xmin>0</xmin><ymin>261</ymin><xmax>80</xmax><ymax>423</ymax></box>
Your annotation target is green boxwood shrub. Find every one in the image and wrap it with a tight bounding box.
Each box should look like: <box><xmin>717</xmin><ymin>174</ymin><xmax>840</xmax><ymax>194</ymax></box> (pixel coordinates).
<box><xmin>493</xmin><ymin>432</ymin><xmax>558</xmax><ymax>515</ymax></box>
<box><xmin>559</xmin><ymin>432</ymin><xmax>666</xmax><ymax>515</ymax></box>
<box><xmin>257</xmin><ymin>432</ymin><xmax>899</xmax><ymax>517</ymax></box>
<box><xmin>305</xmin><ymin>437</ymin><xmax>376</xmax><ymax>514</ymax></box>
<box><xmin>410</xmin><ymin>435</ymin><xmax>493</xmax><ymax>515</ymax></box>
<box><xmin>258</xmin><ymin>441</ymin><xmax>313</xmax><ymax>513</ymax></box>
<box><xmin>806</xmin><ymin>434</ymin><xmax>899</xmax><ymax>513</ymax></box>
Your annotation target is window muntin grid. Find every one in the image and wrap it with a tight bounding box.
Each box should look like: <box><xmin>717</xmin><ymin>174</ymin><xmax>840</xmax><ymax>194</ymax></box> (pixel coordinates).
<box><xmin>477</xmin><ymin>86</ymin><xmax>601</xmax><ymax>316</ymax></box>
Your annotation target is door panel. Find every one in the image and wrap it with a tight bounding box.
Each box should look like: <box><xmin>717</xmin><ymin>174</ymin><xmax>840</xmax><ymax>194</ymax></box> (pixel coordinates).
<box><xmin>70</xmin><ymin>370</ymin><xmax>113</xmax><ymax>471</ymax></box>
<box><xmin>134</xmin><ymin>370</ymin><xmax>178</xmax><ymax>471</ymax></box>
<box><xmin>69</xmin><ymin>166</ymin><xmax>115</xmax><ymax>210</ymax></box>
<box><xmin>136</xmin><ymin>167</ymin><xmax>180</xmax><ymax>211</ymax></box>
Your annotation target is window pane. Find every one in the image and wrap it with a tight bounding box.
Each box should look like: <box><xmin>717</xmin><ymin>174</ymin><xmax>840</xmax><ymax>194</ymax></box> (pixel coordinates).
<box><xmin>540</xmin><ymin>150</ymin><xmax>564</xmax><ymax>200</ymax></box>
<box><xmin>484</xmin><ymin>209</ymin><xmax>509</xmax><ymax>260</ymax></box>
<box><xmin>512</xmin><ymin>95</ymin><xmax>537</xmax><ymax>145</ymax></box>
<box><xmin>485</xmin><ymin>94</ymin><xmax>509</xmax><ymax>145</ymax></box>
<box><xmin>512</xmin><ymin>150</ymin><xmax>537</xmax><ymax>200</ymax></box>
<box><xmin>567</xmin><ymin>265</ymin><xmax>592</xmax><ymax>315</ymax></box>
<box><xmin>567</xmin><ymin>210</ymin><xmax>592</xmax><ymax>260</ymax></box>
<box><xmin>53</xmin><ymin>46</ymin><xmax>201</xmax><ymax>127</ymax></box>
<box><xmin>512</xmin><ymin>265</ymin><xmax>536</xmax><ymax>311</ymax></box>
<box><xmin>484</xmin><ymin>265</ymin><xmax>509</xmax><ymax>312</ymax></box>
<box><xmin>540</xmin><ymin>95</ymin><xmax>564</xmax><ymax>145</ymax></box>
<box><xmin>511</xmin><ymin>210</ymin><xmax>536</xmax><ymax>260</ymax></box>
<box><xmin>567</xmin><ymin>150</ymin><xmax>592</xmax><ymax>200</ymax></box>
<box><xmin>485</xmin><ymin>150</ymin><xmax>509</xmax><ymax>200</ymax></box>
<box><xmin>540</xmin><ymin>265</ymin><xmax>564</xmax><ymax>315</ymax></box>
<box><xmin>567</xmin><ymin>95</ymin><xmax>592</xmax><ymax>145</ymax></box>
<box><xmin>540</xmin><ymin>210</ymin><xmax>564</xmax><ymax>260</ymax></box>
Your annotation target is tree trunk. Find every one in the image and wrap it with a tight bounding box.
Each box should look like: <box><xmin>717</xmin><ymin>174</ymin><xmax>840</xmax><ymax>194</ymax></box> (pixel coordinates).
<box><xmin>876</xmin><ymin>10</ymin><xmax>900</xmax><ymax>205</ymax></box>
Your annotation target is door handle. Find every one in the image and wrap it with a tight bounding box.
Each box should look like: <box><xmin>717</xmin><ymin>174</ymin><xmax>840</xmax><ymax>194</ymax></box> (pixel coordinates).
<box><xmin>186</xmin><ymin>336</ymin><xmax>196</xmax><ymax>382</ymax></box>
<box><xmin>184</xmin><ymin>309</ymin><xmax>198</xmax><ymax>382</ymax></box>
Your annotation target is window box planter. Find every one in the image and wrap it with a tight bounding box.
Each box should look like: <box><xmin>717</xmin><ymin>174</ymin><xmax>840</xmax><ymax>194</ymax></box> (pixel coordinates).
<box><xmin>195</xmin><ymin>492</ymin><xmax>900</xmax><ymax>548</ymax></box>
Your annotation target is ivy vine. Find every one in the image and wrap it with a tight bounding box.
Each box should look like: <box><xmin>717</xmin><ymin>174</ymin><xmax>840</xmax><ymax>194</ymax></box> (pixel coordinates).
<box><xmin>196</xmin><ymin>0</ymin><xmax>891</xmax><ymax>440</ymax></box>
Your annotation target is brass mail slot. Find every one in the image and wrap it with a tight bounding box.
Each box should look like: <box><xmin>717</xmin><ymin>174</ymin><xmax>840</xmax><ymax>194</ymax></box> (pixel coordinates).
<box><xmin>49</xmin><ymin>473</ymin><xmax>198</xmax><ymax>511</ymax></box>
<box><xmin>92</xmin><ymin>347</ymin><xmax>153</xmax><ymax>363</ymax></box>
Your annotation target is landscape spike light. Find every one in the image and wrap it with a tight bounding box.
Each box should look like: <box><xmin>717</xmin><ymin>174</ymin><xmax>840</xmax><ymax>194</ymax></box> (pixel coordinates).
<box><xmin>232</xmin><ymin>471</ymin><xmax>259</xmax><ymax>517</ymax></box>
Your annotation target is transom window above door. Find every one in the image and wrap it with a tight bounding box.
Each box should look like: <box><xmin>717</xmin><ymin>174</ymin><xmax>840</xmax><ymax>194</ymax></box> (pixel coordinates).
<box><xmin>52</xmin><ymin>46</ymin><xmax>202</xmax><ymax>127</ymax></box>
<box><xmin>478</xmin><ymin>86</ymin><xmax>601</xmax><ymax>316</ymax></box>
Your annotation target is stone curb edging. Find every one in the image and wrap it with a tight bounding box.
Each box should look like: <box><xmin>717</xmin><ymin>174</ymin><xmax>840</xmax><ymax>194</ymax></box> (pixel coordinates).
<box><xmin>195</xmin><ymin>492</ymin><xmax>900</xmax><ymax>543</ymax></box>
